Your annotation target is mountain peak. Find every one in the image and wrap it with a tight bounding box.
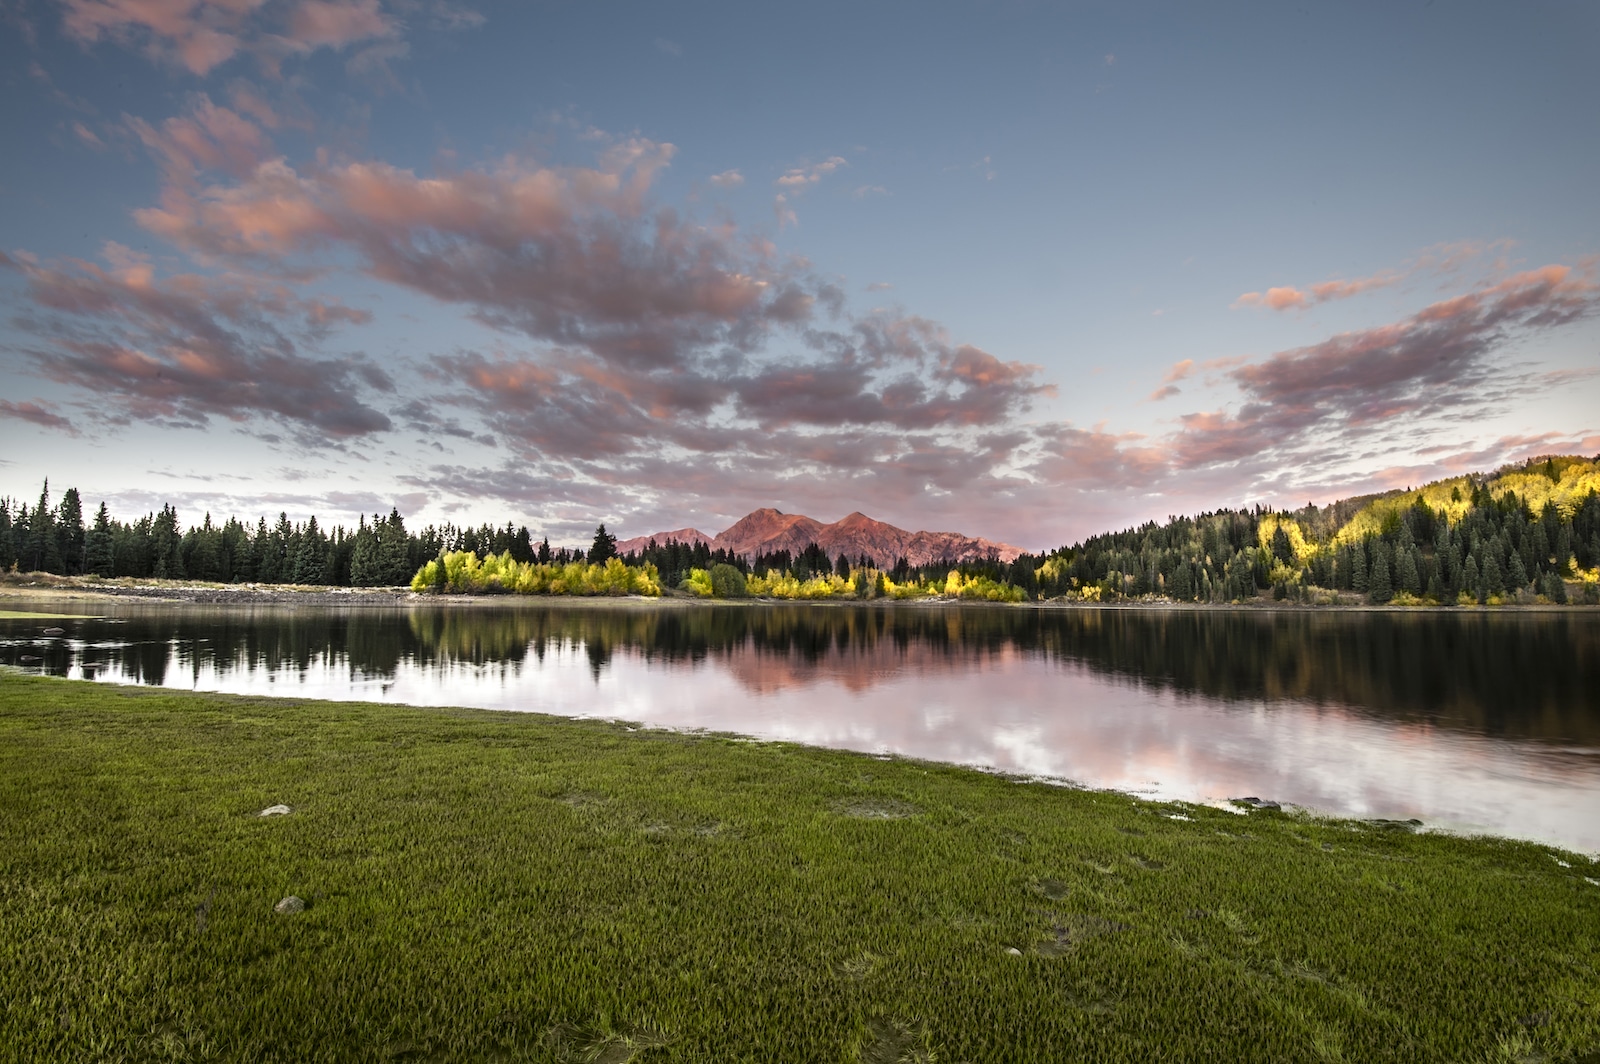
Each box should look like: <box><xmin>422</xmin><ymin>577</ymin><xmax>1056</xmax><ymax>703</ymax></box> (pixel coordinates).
<box><xmin>619</xmin><ymin>509</ymin><xmax>1022</xmax><ymax>567</ymax></box>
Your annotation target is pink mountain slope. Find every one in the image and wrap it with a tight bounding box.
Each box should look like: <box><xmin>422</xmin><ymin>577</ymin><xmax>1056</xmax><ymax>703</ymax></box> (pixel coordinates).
<box><xmin>617</xmin><ymin>509</ymin><xmax>1022</xmax><ymax>567</ymax></box>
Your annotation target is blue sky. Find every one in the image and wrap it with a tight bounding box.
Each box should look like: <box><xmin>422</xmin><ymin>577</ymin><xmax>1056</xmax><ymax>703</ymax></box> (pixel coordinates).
<box><xmin>2</xmin><ymin>0</ymin><xmax>1597</xmax><ymax>548</ymax></box>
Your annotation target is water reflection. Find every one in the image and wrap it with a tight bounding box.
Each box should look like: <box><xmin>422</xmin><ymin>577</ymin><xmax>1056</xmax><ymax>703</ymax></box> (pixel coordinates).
<box><xmin>3</xmin><ymin>600</ymin><xmax>1597</xmax><ymax>851</ymax></box>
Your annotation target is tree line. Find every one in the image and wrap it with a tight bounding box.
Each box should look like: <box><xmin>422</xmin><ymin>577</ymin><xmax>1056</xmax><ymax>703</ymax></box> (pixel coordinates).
<box><xmin>6</xmin><ymin>455</ymin><xmax>1598</xmax><ymax>604</ymax></box>
<box><xmin>1037</xmin><ymin>460</ymin><xmax>1600</xmax><ymax>606</ymax></box>
<box><xmin>0</xmin><ymin>481</ymin><xmax>590</xmax><ymax>587</ymax></box>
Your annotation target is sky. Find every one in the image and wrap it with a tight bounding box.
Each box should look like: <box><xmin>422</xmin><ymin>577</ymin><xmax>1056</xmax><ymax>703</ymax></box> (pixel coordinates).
<box><xmin>1</xmin><ymin>0</ymin><xmax>1597</xmax><ymax>551</ymax></box>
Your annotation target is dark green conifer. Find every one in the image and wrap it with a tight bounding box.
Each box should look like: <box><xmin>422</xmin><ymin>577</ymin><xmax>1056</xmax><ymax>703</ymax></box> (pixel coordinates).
<box><xmin>56</xmin><ymin>488</ymin><xmax>85</xmax><ymax>575</ymax></box>
<box><xmin>1507</xmin><ymin>550</ymin><xmax>1528</xmax><ymax>592</ymax></box>
<box><xmin>587</xmin><ymin>523</ymin><xmax>618</xmax><ymax>565</ymax></box>
<box><xmin>1367</xmin><ymin>542</ymin><xmax>1392</xmax><ymax>603</ymax></box>
<box><xmin>84</xmin><ymin>502</ymin><xmax>114</xmax><ymax>577</ymax></box>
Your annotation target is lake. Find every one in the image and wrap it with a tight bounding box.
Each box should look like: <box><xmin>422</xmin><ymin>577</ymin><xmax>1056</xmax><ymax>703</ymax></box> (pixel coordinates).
<box><xmin>3</xmin><ymin>598</ymin><xmax>1598</xmax><ymax>853</ymax></box>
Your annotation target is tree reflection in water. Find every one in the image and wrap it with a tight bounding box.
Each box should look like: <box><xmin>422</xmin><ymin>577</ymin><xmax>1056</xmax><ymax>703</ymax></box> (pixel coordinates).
<box><xmin>3</xmin><ymin>602</ymin><xmax>1596</xmax><ymax>744</ymax></box>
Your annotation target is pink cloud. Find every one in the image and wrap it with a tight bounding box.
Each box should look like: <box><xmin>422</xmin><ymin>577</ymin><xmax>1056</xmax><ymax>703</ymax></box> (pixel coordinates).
<box><xmin>0</xmin><ymin>400</ymin><xmax>79</xmax><ymax>435</ymax></box>
<box><xmin>58</xmin><ymin>0</ymin><xmax>460</xmax><ymax>75</ymax></box>
<box><xmin>1232</xmin><ymin>242</ymin><xmax>1520</xmax><ymax>314</ymax></box>
<box><xmin>775</xmin><ymin>156</ymin><xmax>847</xmax><ymax>189</ymax></box>
<box><xmin>1233</xmin><ymin>285</ymin><xmax>1312</xmax><ymax>311</ymax></box>
<box><xmin>285</xmin><ymin>0</ymin><xmax>394</xmax><ymax>49</ymax></box>
<box><xmin>1</xmin><ymin>247</ymin><xmax>385</xmax><ymax>439</ymax></box>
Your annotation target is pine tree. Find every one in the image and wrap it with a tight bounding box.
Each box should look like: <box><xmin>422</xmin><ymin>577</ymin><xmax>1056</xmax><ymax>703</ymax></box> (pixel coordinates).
<box><xmin>1464</xmin><ymin>555</ymin><xmax>1480</xmax><ymax>602</ymax></box>
<box><xmin>293</xmin><ymin>517</ymin><xmax>327</xmax><ymax>584</ymax></box>
<box><xmin>1270</xmin><ymin>524</ymin><xmax>1293</xmax><ymax>565</ymax></box>
<box><xmin>0</xmin><ymin>498</ymin><xmax>15</xmax><ymax>572</ymax></box>
<box><xmin>26</xmin><ymin>481</ymin><xmax>63</xmax><ymax>573</ymax></box>
<box><xmin>378</xmin><ymin>508</ymin><xmax>411</xmax><ymax>585</ymax></box>
<box><xmin>1395</xmin><ymin>545</ymin><xmax>1419</xmax><ymax>594</ymax></box>
<box><xmin>349</xmin><ymin>516</ymin><xmax>381</xmax><ymax>586</ymax></box>
<box><xmin>1367</xmin><ymin>541</ymin><xmax>1392</xmax><ymax>603</ymax></box>
<box><xmin>1351</xmin><ymin>542</ymin><xmax>1369</xmax><ymax>594</ymax></box>
<box><xmin>1507</xmin><ymin>550</ymin><xmax>1528</xmax><ymax>592</ymax></box>
<box><xmin>150</xmin><ymin>504</ymin><xmax>184</xmax><ymax>579</ymax></box>
<box><xmin>84</xmin><ymin>502</ymin><xmax>114</xmax><ymax>576</ymax></box>
<box><xmin>1482</xmin><ymin>554</ymin><xmax>1502</xmax><ymax>598</ymax></box>
<box><xmin>587</xmin><ymin>523</ymin><xmax>618</xmax><ymax>565</ymax></box>
<box><xmin>56</xmin><ymin>488</ymin><xmax>85</xmax><ymax>575</ymax></box>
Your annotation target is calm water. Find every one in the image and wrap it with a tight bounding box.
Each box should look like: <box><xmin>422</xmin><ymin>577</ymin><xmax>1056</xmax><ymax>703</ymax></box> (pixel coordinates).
<box><xmin>4</xmin><ymin>598</ymin><xmax>1598</xmax><ymax>853</ymax></box>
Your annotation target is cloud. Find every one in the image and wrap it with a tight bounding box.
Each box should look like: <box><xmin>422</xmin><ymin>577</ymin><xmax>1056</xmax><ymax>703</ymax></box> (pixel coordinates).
<box><xmin>773</xmin><ymin>192</ymin><xmax>797</xmax><ymax>229</ymax></box>
<box><xmin>57</xmin><ymin>0</ymin><xmax>464</xmax><ymax>76</ymax></box>
<box><xmin>865</xmin><ymin>281</ymin><xmax>893</xmax><ymax>292</ymax></box>
<box><xmin>1104</xmin><ymin>53</ymin><xmax>1115</xmax><ymax>65</ymax></box>
<box><xmin>852</xmin><ymin>184</ymin><xmax>887</xmax><ymax>198</ymax></box>
<box><xmin>653</xmin><ymin>37</ymin><xmax>681</xmax><ymax>57</ymax></box>
<box><xmin>285</xmin><ymin>0</ymin><xmax>394</xmax><ymax>49</ymax></box>
<box><xmin>128</xmin><ymin>95</ymin><xmax>273</xmax><ymax>187</ymax></box>
<box><xmin>0</xmin><ymin>399</ymin><xmax>79</xmax><ymax>435</ymax></box>
<box><xmin>708</xmin><ymin>168</ymin><xmax>743</xmax><ymax>189</ymax></box>
<box><xmin>71</xmin><ymin>122</ymin><xmax>106</xmax><ymax>149</ymax></box>
<box><xmin>1146</xmin><ymin>359</ymin><xmax>1193</xmax><ymax>401</ymax></box>
<box><xmin>38</xmin><ymin>93</ymin><xmax>1596</xmax><ymax>549</ymax></box>
<box><xmin>1162</xmin><ymin>265</ymin><xmax>1598</xmax><ymax>474</ymax></box>
<box><xmin>775</xmin><ymin>156</ymin><xmax>847</xmax><ymax>189</ymax></box>
<box><xmin>0</xmin><ymin>246</ymin><xmax>388</xmax><ymax>440</ymax></box>
<box><xmin>1233</xmin><ymin>242</ymin><xmax>1517</xmax><ymax>312</ymax></box>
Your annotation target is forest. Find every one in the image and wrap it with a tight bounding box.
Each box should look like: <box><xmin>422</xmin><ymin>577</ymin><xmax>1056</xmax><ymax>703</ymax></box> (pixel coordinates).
<box><xmin>4</xmin><ymin>455</ymin><xmax>1598</xmax><ymax>604</ymax></box>
<box><xmin>1033</xmin><ymin>455</ymin><xmax>1600</xmax><ymax>606</ymax></box>
<box><xmin>0</xmin><ymin>481</ymin><xmax>579</xmax><ymax>588</ymax></box>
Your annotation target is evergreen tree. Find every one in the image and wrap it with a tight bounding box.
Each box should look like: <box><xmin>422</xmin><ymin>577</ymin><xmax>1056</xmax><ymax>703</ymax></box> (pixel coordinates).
<box><xmin>84</xmin><ymin>502</ymin><xmax>114</xmax><ymax>577</ymax></box>
<box><xmin>26</xmin><ymin>481</ymin><xmax>63</xmax><ymax>573</ymax></box>
<box><xmin>293</xmin><ymin>517</ymin><xmax>328</xmax><ymax>584</ymax></box>
<box><xmin>1350</xmin><ymin>542</ymin><xmax>1369</xmax><ymax>594</ymax></box>
<box><xmin>56</xmin><ymin>487</ymin><xmax>85</xmax><ymax>574</ymax></box>
<box><xmin>0</xmin><ymin>498</ymin><xmax>14</xmax><ymax>571</ymax></box>
<box><xmin>150</xmin><ymin>504</ymin><xmax>184</xmax><ymax>579</ymax></box>
<box><xmin>538</xmin><ymin>537</ymin><xmax>552</xmax><ymax>564</ymax></box>
<box><xmin>1482</xmin><ymin>554</ymin><xmax>1502</xmax><ymax>599</ymax></box>
<box><xmin>1170</xmin><ymin>561</ymin><xmax>1194</xmax><ymax>601</ymax></box>
<box><xmin>349</xmin><ymin>517</ymin><xmax>382</xmax><ymax>586</ymax></box>
<box><xmin>1395</xmin><ymin>545</ymin><xmax>1419</xmax><ymax>595</ymax></box>
<box><xmin>1367</xmin><ymin>541</ymin><xmax>1393</xmax><ymax>603</ymax></box>
<box><xmin>587</xmin><ymin>523</ymin><xmax>618</xmax><ymax>565</ymax></box>
<box><xmin>1463</xmin><ymin>554</ymin><xmax>1481</xmax><ymax>601</ymax></box>
<box><xmin>1507</xmin><ymin>550</ymin><xmax>1529</xmax><ymax>593</ymax></box>
<box><xmin>377</xmin><ymin>509</ymin><xmax>411</xmax><ymax>585</ymax></box>
<box><xmin>1270</xmin><ymin>525</ymin><xmax>1294</xmax><ymax>565</ymax></box>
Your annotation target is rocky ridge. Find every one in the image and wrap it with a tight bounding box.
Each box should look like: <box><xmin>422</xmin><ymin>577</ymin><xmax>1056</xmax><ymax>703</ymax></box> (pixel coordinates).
<box><xmin>615</xmin><ymin>508</ymin><xmax>1022</xmax><ymax>567</ymax></box>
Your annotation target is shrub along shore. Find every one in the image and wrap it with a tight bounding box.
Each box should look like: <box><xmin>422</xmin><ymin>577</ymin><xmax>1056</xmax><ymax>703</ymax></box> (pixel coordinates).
<box><xmin>2</xmin><ymin>675</ymin><xmax>1598</xmax><ymax>1062</ymax></box>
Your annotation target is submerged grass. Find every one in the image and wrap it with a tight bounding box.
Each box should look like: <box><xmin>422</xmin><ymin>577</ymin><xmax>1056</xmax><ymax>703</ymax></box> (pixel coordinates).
<box><xmin>2</xmin><ymin>674</ymin><xmax>1598</xmax><ymax>1063</ymax></box>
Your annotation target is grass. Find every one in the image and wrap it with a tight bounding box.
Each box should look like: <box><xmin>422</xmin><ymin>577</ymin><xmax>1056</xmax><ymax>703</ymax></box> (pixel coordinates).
<box><xmin>0</xmin><ymin>609</ymin><xmax>102</xmax><ymax>620</ymax></box>
<box><xmin>2</xmin><ymin>674</ymin><xmax>1598</xmax><ymax>1063</ymax></box>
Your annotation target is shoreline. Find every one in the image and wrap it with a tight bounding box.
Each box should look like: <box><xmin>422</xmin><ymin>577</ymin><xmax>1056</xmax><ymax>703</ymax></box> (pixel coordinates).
<box><xmin>2</xmin><ymin>572</ymin><xmax>1596</xmax><ymax>613</ymax></box>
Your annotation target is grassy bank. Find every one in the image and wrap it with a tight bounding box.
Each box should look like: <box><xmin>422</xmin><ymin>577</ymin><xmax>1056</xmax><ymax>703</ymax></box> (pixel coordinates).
<box><xmin>2</xmin><ymin>676</ymin><xmax>1598</xmax><ymax>1063</ymax></box>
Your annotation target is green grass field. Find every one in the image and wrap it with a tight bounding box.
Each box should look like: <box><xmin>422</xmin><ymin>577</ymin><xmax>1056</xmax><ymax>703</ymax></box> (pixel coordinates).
<box><xmin>2</xmin><ymin>673</ymin><xmax>1598</xmax><ymax>1063</ymax></box>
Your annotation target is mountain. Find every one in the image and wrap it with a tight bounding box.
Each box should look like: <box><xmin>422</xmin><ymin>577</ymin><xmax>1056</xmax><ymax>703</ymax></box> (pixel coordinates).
<box><xmin>613</xmin><ymin>527</ymin><xmax>713</xmax><ymax>556</ymax></box>
<box><xmin>616</xmin><ymin>509</ymin><xmax>1023</xmax><ymax>567</ymax></box>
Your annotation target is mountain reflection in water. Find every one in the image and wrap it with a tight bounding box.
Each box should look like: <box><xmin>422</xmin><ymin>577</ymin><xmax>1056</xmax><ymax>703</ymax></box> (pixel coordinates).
<box><xmin>3</xmin><ymin>600</ymin><xmax>1597</xmax><ymax>852</ymax></box>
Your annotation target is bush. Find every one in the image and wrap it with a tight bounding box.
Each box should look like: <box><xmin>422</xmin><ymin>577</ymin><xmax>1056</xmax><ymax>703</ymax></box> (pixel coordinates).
<box><xmin>411</xmin><ymin>551</ymin><xmax>660</xmax><ymax>597</ymax></box>
<box><xmin>708</xmin><ymin>563</ymin><xmax>749</xmax><ymax>599</ymax></box>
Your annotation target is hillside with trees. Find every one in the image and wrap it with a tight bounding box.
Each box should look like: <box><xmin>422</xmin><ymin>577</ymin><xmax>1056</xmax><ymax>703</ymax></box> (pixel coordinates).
<box><xmin>1031</xmin><ymin>455</ymin><xmax>1600</xmax><ymax>606</ymax></box>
